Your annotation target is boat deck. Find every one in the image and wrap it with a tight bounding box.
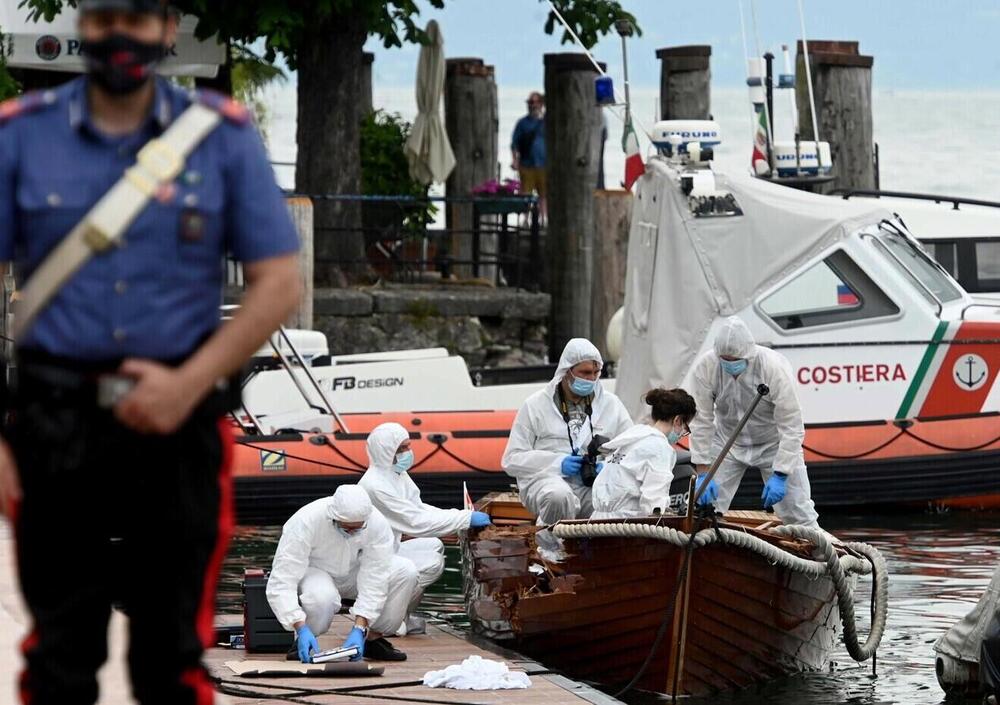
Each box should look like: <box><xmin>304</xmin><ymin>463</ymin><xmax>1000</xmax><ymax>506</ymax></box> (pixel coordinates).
<box><xmin>205</xmin><ymin>615</ymin><xmax>622</xmax><ymax>705</ymax></box>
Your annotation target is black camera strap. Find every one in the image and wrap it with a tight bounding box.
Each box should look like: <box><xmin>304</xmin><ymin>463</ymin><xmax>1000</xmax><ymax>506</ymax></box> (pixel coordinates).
<box><xmin>557</xmin><ymin>382</ymin><xmax>594</xmax><ymax>454</ymax></box>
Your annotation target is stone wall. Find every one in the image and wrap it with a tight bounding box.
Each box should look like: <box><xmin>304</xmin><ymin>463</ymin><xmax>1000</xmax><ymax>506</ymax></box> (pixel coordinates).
<box><xmin>313</xmin><ymin>285</ymin><xmax>551</xmax><ymax>367</ymax></box>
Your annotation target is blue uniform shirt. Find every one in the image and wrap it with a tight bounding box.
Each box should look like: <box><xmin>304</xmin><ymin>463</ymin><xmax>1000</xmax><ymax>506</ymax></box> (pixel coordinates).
<box><xmin>0</xmin><ymin>77</ymin><xmax>299</xmax><ymax>361</ymax></box>
<box><xmin>511</xmin><ymin>115</ymin><xmax>546</xmax><ymax>168</ymax></box>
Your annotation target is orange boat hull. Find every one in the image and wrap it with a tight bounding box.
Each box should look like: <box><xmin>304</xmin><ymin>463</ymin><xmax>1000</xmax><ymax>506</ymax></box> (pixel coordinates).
<box><xmin>231</xmin><ymin>411</ymin><xmax>1000</xmax><ymax>523</ymax></box>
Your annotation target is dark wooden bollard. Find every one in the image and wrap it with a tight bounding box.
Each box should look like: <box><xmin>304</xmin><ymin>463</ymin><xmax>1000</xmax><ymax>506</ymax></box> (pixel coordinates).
<box><xmin>656</xmin><ymin>45</ymin><xmax>712</xmax><ymax>120</ymax></box>
<box><xmin>796</xmin><ymin>40</ymin><xmax>875</xmax><ymax>193</ymax></box>
<box><xmin>544</xmin><ymin>53</ymin><xmax>604</xmax><ymax>358</ymax></box>
<box><xmin>444</xmin><ymin>58</ymin><xmax>499</xmax><ymax>280</ymax></box>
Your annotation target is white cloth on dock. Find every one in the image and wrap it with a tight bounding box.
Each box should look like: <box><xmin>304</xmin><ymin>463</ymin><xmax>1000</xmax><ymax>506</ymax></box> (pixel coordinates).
<box><xmin>502</xmin><ymin>339</ymin><xmax>632</xmax><ymax>524</ymax></box>
<box><xmin>423</xmin><ymin>655</ymin><xmax>531</xmax><ymax>690</ymax></box>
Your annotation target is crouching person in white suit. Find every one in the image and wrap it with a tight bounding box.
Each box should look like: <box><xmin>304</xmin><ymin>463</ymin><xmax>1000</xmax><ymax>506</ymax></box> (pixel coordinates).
<box><xmin>359</xmin><ymin>422</ymin><xmax>492</xmax><ymax>634</ymax></box>
<box><xmin>266</xmin><ymin>485</ymin><xmax>417</xmax><ymax>663</ymax></box>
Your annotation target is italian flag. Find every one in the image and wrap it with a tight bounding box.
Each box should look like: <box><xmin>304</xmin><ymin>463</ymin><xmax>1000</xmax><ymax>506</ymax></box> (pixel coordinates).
<box><xmin>623</xmin><ymin>115</ymin><xmax>644</xmax><ymax>190</ymax></box>
<box><xmin>752</xmin><ymin>106</ymin><xmax>771</xmax><ymax>176</ymax></box>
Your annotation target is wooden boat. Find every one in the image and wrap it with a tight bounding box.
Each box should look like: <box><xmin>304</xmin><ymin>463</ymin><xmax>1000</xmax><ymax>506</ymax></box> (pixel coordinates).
<box><xmin>463</xmin><ymin>493</ymin><xmax>884</xmax><ymax>698</ymax></box>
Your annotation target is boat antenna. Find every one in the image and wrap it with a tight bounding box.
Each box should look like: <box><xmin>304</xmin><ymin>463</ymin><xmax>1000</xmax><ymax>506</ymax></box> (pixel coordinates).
<box><xmin>749</xmin><ymin>0</ymin><xmax>775</xmax><ymax>173</ymax></box>
<box><xmin>797</xmin><ymin>0</ymin><xmax>823</xmax><ymax>169</ymax></box>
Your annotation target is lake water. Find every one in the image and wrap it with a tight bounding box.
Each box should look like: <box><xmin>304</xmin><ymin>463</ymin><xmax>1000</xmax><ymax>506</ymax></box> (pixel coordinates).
<box><xmin>218</xmin><ymin>510</ymin><xmax>1000</xmax><ymax>705</ymax></box>
<box><xmin>261</xmin><ymin>84</ymin><xmax>1000</xmax><ymax>203</ymax></box>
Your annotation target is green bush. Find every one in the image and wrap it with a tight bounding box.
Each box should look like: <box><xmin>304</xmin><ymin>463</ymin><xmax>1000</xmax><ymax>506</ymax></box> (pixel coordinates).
<box><xmin>360</xmin><ymin>110</ymin><xmax>436</xmax><ymax>231</ymax></box>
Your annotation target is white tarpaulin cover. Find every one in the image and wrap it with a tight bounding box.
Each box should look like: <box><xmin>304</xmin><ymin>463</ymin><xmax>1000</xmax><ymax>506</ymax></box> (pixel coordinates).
<box><xmin>404</xmin><ymin>19</ymin><xmax>455</xmax><ymax>185</ymax></box>
<box><xmin>935</xmin><ymin>565</ymin><xmax>1000</xmax><ymax>663</ymax></box>
<box><xmin>0</xmin><ymin>2</ymin><xmax>224</xmax><ymax>77</ymax></box>
<box><xmin>614</xmin><ymin>159</ymin><xmax>890</xmax><ymax>419</ymax></box>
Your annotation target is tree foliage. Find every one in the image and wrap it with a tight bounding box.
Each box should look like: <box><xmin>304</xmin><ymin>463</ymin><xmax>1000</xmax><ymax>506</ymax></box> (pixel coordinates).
<box><xmin>21</xmin><ymin>0</ymin><xmax>640</xmax><ymax>64</ymax></box>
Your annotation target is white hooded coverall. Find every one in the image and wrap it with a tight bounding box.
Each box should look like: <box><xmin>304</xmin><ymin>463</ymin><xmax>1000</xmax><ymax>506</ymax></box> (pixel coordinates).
<box><xmin>591</xmin><ymin>424</ymin><xmax>676</xmax><ymax>519</ymax></box>
<box><xmin>359</xmin><ymin>422</ymin><xmax>472</xmax><ymax>603</ymax></box>
<box><xmin>689</xmin><ymin>317</ymin><xmax>819</xmax><ymax>527</ymax></box>
<box><xmin>265</xmin><ymin>485</ymin><xmax>419</xmax><ymax>636</ymax></box>
<box><xmin>502</xmin><ymin>338</ymin><xmax>633</xmax><ymax>524</ymax></box>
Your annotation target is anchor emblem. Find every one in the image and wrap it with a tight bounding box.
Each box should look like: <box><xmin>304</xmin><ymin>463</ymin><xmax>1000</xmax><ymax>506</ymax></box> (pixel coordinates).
<box><xmin>953</xmin><ymin>353</ymin><xmax>988</xmax><ymax>392</ymax></box>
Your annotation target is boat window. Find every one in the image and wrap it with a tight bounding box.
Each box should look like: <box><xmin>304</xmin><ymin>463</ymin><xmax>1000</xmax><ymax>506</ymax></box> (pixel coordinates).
<box><xmin>975</xmin><ymin>241</ymin><xmax>1000</xmax><ymax>291</ymax></box>
<box><xmin>878</xmin><ymin>226</ymin><xmax>963</xmax><ymax>303</ymax></box>
<box><xmin>760</xmin><ymin>250</ymin><xmax>899</xmax><ymax>330</ymax></box>
<box><xmin>923</xmin><ymin>241</ymin><xmax>959</xmax><ymax>278</ymax></box>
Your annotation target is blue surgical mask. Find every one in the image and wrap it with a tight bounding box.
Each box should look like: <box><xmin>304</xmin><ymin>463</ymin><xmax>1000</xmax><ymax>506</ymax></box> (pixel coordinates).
<box><xmin>569</xmin><ymin>375</ymin><xmax>597</xmax><ymax>397</ymax></box>
<box><xmin>721</xmin><ymin>359</ymin><xmax>748</xmax><ymax>376</ymax></box>
<box><xmin>393</xmin><ymin>450</ymin><xmax>414</xmax><ymax>474</ymax></box>
<box><xmin>667</xmin><ymin>430</ymin><xmax>682</xmax><ymax>444</ymax></box>
<box><xmin>334</xmin><ymin>522</ymin><xmax>366</xmax><ymax>539</ymax></box>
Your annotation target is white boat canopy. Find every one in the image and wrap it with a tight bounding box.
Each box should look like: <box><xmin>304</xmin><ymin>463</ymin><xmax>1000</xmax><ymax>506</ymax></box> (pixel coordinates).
<box><xmin>0</xmin><ymin>2</ymin><xmax>224</xmax><ymax>78</ymax></box>
<box><xmin>614</xmin><ymin>159</ymin><xmax>892</xmax><ymax>418</ymax></box>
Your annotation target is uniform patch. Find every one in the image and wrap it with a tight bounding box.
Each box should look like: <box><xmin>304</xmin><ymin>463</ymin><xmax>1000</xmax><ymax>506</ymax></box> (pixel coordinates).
<box><xmin>179</xmin><ymin>208</ymin><xmax>206</xmax><ymax>242</ymax></box>
<box><xmin>0</xmin><ymin>90</ymin><xmax>57</xmax><ymax>125</ymax></box>
<box><xmin>260</xmin><ymin>450</ymin><xmax>287</xmax><ymax>472</ymax></box>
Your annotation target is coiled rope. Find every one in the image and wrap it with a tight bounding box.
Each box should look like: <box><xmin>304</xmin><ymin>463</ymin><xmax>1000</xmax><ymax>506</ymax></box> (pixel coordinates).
<box><xmin>551</xmin><ymin>521</ymin><xmax>888</xmax><ymax>662</ymax></box>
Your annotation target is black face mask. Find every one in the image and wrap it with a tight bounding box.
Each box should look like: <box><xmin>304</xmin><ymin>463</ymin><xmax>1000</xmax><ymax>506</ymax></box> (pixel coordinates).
<box><xmin>81</xmin><ymin>33</ymin><xmax>165</xmax><ymax>95</ymax></box>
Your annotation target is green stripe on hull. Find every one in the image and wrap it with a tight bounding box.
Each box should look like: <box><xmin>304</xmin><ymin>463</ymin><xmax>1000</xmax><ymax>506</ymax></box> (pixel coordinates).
<box><xmin>895</xmin><ymin>320</ymin><xmax>949</xmax><ymax>419</ymax></box>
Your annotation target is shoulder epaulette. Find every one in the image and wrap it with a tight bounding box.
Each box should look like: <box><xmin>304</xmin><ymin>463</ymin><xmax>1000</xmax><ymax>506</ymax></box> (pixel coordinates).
<box><xmin>194</xmin><ymin>89</ymin><xmax>252</xmax><ymax>126</ymax></box>
<box><xmin>0</xmin><ymin>90</ymin><xmax>58</xmax><ymax>126</ymax></box>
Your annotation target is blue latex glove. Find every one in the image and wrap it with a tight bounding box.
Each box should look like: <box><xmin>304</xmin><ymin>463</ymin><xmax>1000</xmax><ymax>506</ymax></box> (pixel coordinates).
<box><xmin>342</xmin><ymin>626</ymin><xmax>366</xmax><ymax>662</ymax></box>
<box><xmin>560</xmin><ymin>454</ymin><xmax>583</xmax><ymax>477</ymax></box>
<box><xmin>594</xmin><ymin>462</ymin><xmax>604</xmax><ymax>475</ymax></box>
<box><xmin>296</xmin><ymin>624</ymin><xmax>319</xmax><ymax>663</ymax></box>
<box><xmin>470</xmin><ymin>511</ymin><xmax>492</xmax><ymax>528</ymax></box>
<box><xmin>694</xmin><ymin>474</ymin><xmax>719</xmax><ymax>506</ymax></box>
<box><xmin>762</xmin><ymin>473</ymin><xmax>788</xmax><ymax>509</ymax></box>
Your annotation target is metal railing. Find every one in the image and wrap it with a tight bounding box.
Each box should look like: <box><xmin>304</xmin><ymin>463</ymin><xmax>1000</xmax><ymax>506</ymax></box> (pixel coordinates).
<box><xmin>297</xmin><ymin>193</ymin><xmax>543</xmax><ymax>290</ymax></box>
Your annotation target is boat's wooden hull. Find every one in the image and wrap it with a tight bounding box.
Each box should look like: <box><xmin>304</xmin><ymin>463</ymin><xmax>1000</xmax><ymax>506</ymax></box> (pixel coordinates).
<box><xmin>464</xmin><ymin>502</ymin><xmax>846</xmax><ymax>697</ymax></box>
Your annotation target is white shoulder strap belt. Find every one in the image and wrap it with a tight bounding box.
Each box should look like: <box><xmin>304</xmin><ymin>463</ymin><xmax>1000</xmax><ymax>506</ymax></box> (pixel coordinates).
<box><xmin>12</xmin><ymin>103</ymin><xmax>223</xmax><ymax>341</ymax></box>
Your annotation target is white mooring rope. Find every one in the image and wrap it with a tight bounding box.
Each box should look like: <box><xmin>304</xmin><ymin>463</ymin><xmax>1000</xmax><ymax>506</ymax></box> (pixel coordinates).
<box><xmin>551</xmin><ymin>521</ymin><xmax>888</xmax><ymax>662</ymax></box>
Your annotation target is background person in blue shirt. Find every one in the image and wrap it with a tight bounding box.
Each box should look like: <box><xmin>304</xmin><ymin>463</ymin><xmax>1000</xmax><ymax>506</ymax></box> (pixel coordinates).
<box><xmin>511</xmin><ymin>91</ymin><xmax>547</xmax><ymax>220</ymax></box>
<box><xmin>0</xmin><ymin>1</ymin><xmax>301</xmax><ymax>703</ymax></box>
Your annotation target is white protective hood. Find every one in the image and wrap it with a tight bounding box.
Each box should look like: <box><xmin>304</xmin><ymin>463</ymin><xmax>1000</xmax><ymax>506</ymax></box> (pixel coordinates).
<box><xmin>327</xmin><ymin>484</ymin><xmax>373</xmax><ymax>524</ymax></box>
<box><xmin>548</xmin><ymin>338</ymin><xmax>604</xmax><ymax>396</ymax></box>
<box><xmin>360</xmin><ymin>422</ymin><xmax>473</xmax><ymax>541</ymax></box>
<box><xmin>0</xmin><ymin>3</ymin><xmax>225</xmax><ymax>77</ymax></box>
<box><xmin>615</xmin><ymin>159</ymin><xmax>891</xmax><ymax>419</ymax></box>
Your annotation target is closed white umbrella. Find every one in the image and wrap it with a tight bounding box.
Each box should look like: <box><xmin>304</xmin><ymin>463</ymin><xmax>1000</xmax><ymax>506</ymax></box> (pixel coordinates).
<box><xmin>404</xmin><ymin>20</ymin><xmax>455</xmax><ymax>185</ymax></box>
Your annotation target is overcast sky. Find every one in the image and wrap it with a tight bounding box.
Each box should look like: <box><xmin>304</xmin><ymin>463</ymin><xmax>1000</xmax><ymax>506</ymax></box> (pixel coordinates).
<box><xmin>357</xmin><ymin>0</ymin><xmax>1000</xmax><ymax>91</ymax></box>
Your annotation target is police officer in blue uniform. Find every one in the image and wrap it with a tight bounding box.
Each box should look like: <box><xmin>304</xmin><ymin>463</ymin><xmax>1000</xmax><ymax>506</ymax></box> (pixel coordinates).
<box><xmin>0</xmin><ymin>1</ymin><xmax>301</xmax><ymax>703</ymax></box>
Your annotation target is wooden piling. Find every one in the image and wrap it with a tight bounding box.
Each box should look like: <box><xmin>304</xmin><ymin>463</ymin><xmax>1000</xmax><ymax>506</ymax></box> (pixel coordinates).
<box><xmin>796</xmin><ymin>41</ymin><xmax>875</xmax><ymax>193</ymax></box>
<box><xmin>444</xmin><ymin>58</ymin><xmax>499</xmax><ymax>280</ymax></box>
<box><xmin>655</xmin><ymin>45</ymin><xmax>712</xmax><ymax>120</ymax></box>
<box><xmin>544</xmin><ymin>53</ymin><xmax>605</xmax><ymax>357</ymax></box>
<box><xmin>591</xmin><ymin>190</ymin><xmax>631</xmax><ymax>360</ymax></box>
<box><xmin>286</xmin><ymin>197</ymin><xmax>314</xmax><ymax>329</ymax></box>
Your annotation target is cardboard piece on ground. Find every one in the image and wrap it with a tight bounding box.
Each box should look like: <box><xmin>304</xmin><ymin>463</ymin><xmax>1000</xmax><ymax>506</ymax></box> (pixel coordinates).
<box><xmin>225</xmin><ymin>660</ymin><xmax>384</xmax><ymax>678</ymax></box>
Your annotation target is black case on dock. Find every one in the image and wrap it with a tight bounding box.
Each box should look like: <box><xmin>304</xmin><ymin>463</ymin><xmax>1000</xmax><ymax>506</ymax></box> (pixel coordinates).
<box><xmin>243</xmin><ymin>568</ymin><xmax>294</xmax><ymax>653</ymax></box>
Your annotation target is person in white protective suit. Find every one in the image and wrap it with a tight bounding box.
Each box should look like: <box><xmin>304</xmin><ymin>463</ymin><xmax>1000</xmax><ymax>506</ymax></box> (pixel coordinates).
<box><xmin>689</xmin><ymin>316</ymin><xmax>819</xmax><ymax>527</ymax></box>
<box><xmin>266</xmin><ymin>485</ymin><xmax>417</xmax><ymax>663</ymax></box>
<box><xmin>502</xmin><ymin>338</ymin><xmax>633</xmax><ymax>524</ymax></box>
<box><xmin>359</xmin><ymin>422</ymin><xmax>492</xmax><ymax>634</ymax></box>
<box><xmin>591</xmin><ymin>388</ymin><xmax>697</xmax><ymax>519</ymax></box>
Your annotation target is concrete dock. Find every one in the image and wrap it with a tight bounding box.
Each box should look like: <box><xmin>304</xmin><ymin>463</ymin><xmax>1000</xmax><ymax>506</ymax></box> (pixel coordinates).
<box><xmin>1</xmin><ymin>520</ymin><xmax>618</xmax><ymax>705</ymax></box>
